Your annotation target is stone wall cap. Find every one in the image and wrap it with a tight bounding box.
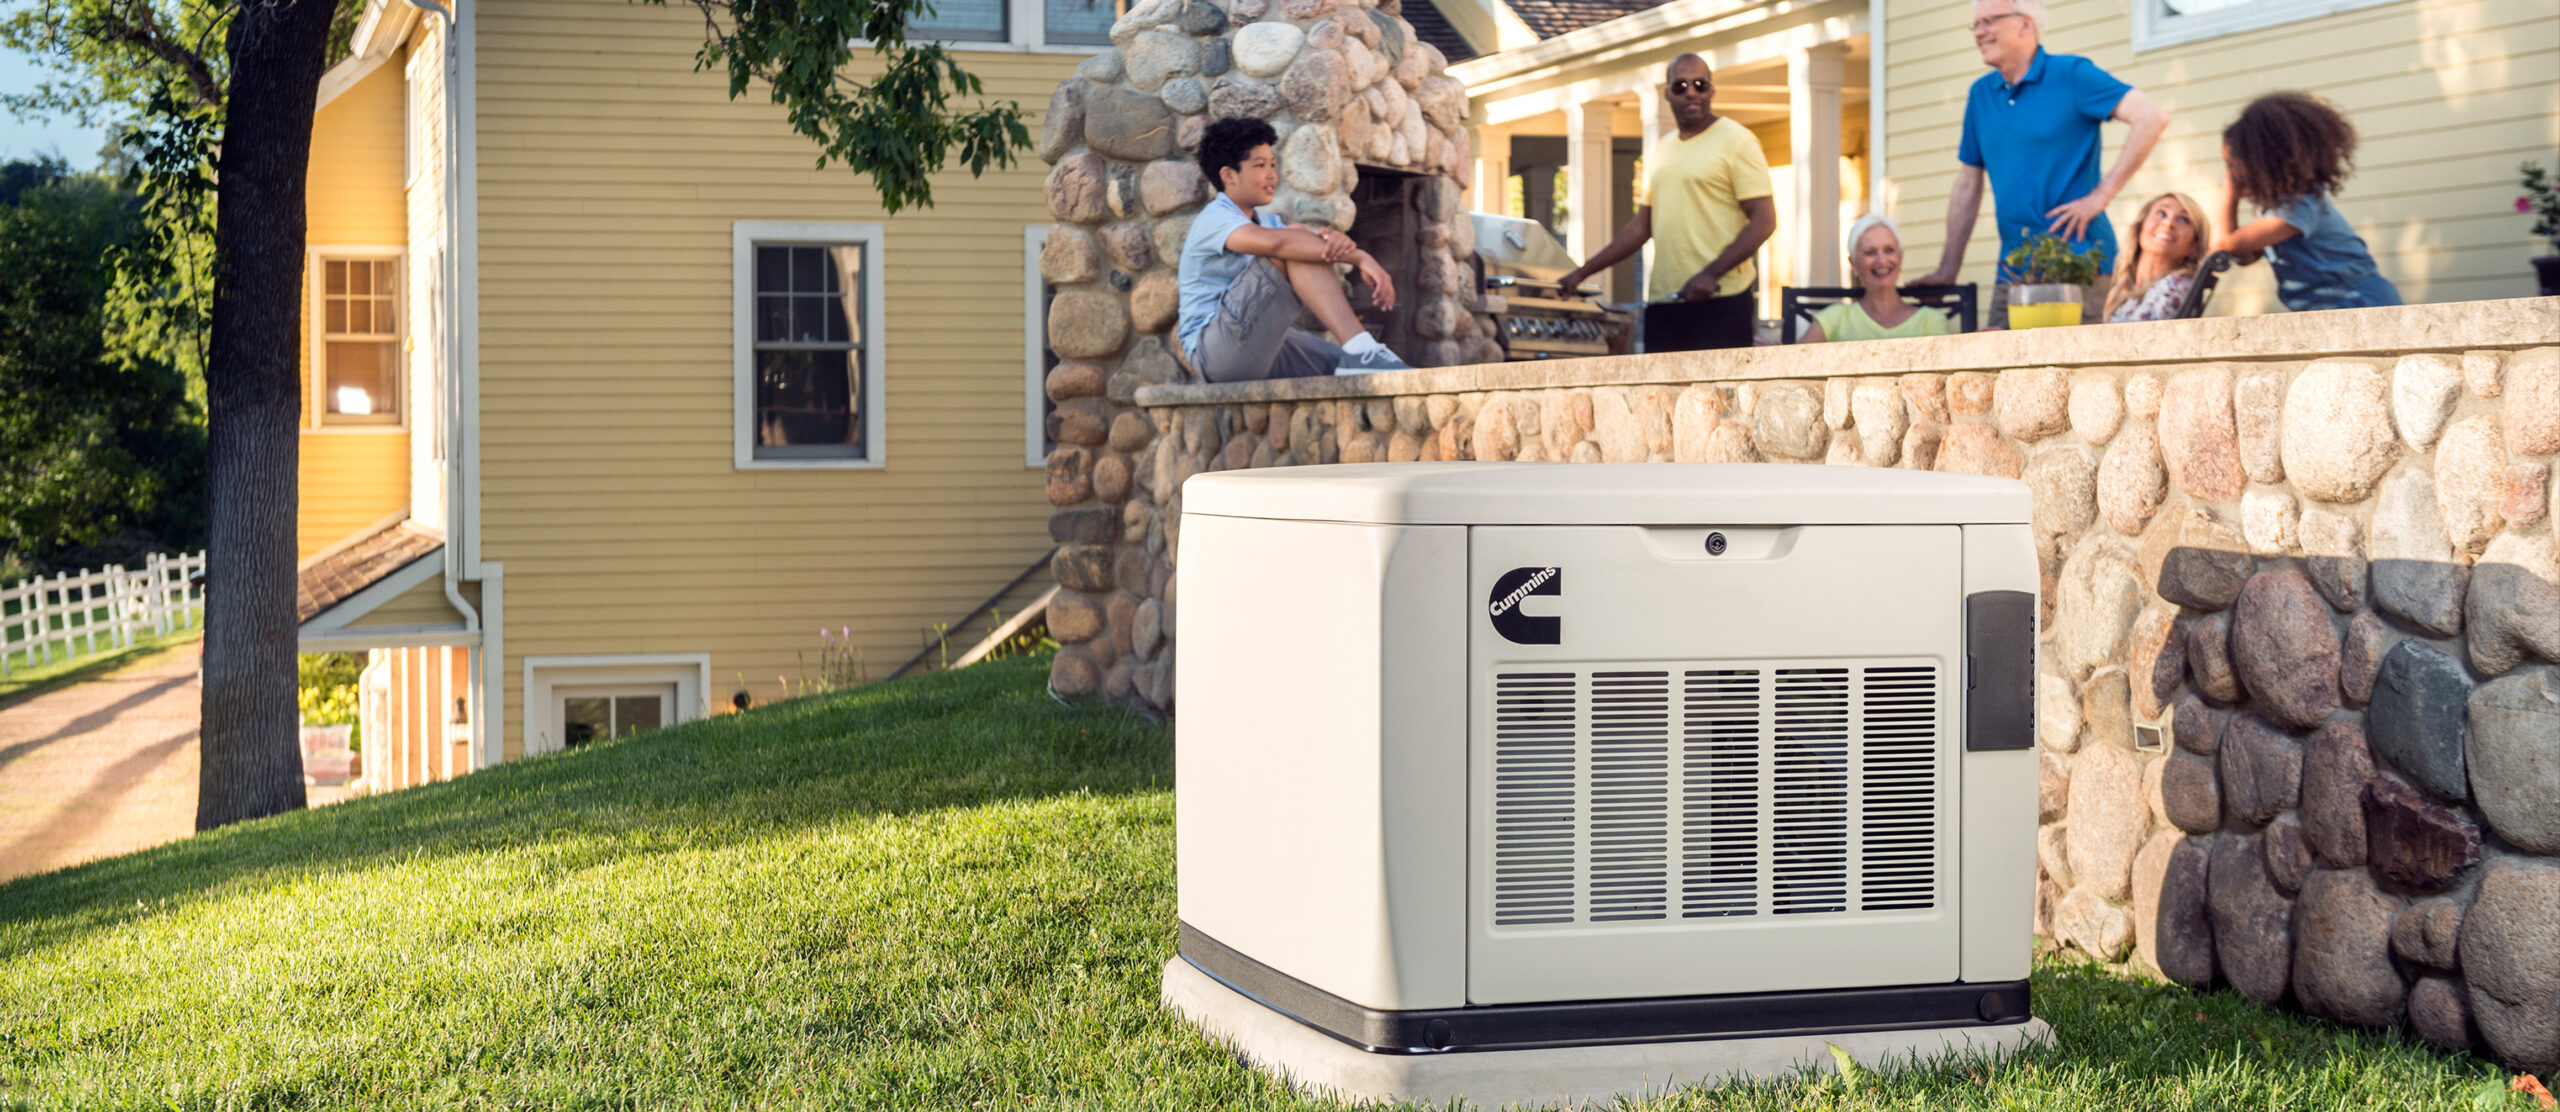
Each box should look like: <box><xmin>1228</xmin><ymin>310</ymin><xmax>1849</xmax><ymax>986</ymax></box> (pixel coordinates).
<box><xmin>1135</xmin><ymin>298</ymin><xmax>2560</xmax><ymax>408</ymax></box>
<box><xmin>1181</xmin><ymin>461</ymin><xmax>2032</xmax><ymax>526</ymax></box>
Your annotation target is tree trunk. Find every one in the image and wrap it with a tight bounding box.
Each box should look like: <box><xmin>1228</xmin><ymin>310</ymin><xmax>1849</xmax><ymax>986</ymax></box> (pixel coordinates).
<box><xmin>196</xmin><ymin>0</ymin><xmax>336</xmax><ymax>830</ymax></box>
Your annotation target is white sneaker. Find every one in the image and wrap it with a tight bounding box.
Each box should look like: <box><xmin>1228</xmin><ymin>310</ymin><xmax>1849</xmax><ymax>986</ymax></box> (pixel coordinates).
<box><xmin>1335</xmin><ymin>347</ymin><xmax>1414</xmax><ymax>375</ymax></box>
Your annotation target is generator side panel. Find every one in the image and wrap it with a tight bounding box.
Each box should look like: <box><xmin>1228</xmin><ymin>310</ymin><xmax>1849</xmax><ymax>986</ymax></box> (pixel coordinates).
<box><xmin>1174</xmin><ymin>513</ymin><xmax>1469</xmax><ymax>1011</ymax></box>
<box><xmin>1960</xmin><ymin>523</ymin><xmax>2038</xmax><ymax>984</ymax></box>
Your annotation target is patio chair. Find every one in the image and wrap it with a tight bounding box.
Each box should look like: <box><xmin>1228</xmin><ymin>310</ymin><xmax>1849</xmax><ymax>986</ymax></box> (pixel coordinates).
<box><xmin>1779</xmin><ymin>284</ymin><xmax>1978</xmax><ymax>344</ymax></box>
<box><xmin>2170</xmin><ymin>251</ymin><xmax>2238</xmax><ymax>320</ymax></box>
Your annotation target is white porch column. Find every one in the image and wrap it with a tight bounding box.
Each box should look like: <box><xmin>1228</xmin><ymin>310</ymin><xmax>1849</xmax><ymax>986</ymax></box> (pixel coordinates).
<box><xmin>1789</xmin><ymin>42</ymin><xmax>1848</xmax><ymax>288</ymax></box>
<box><xmin>1637</xmin><ymin>86</ymin><xmax>1667</xmax><ymax>175</ymax></box>
<box><xmin>1563</xmin><ymin>98</ymin><xmax>1616</xmax><ymax>296</ymax></box>
<box><xmin>1471</xmin><ymin>107</ymin><xmax>1510</xmax><ymax>216</ymax></box>
<box><xmin>1636</xmin><ymin>90</ymin><xmax>1667</xmax><ymax>296</ymax></box>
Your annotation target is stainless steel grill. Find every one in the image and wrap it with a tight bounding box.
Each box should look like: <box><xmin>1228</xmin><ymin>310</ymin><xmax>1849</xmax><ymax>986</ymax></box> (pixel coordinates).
<box><xmin>1471</xmin><ymin>213</ymin><xmax>1635</xmax><ymax>360</ymax></box>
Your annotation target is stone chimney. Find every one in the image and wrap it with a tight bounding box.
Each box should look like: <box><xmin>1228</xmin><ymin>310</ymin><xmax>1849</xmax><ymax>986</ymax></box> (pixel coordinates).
<box><xmin>1036</xmin><ymin>0</ymin><xmax>1495</xmax><ymax>711</ymax></box>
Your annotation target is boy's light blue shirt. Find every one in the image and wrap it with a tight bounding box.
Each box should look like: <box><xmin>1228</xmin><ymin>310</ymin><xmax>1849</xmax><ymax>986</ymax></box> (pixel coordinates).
<box><xmin>1957</xmin><ymin>47</ymin><xmax>2130</xmax><ymax>280</ymax></box>
<box><xmin>1177</xmin><ymin>193</ymin><xmax>1285</xmax><ymax>367</ymax></box>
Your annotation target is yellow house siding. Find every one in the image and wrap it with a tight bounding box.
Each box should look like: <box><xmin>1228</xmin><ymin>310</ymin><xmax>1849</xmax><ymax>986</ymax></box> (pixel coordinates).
<box><xmin>310</xmin><ymin>57</ymin><xmax>409</xmax><ymax>245</ymax></box>
<box><xmin>299</xmin><ymin>436</ymin><xmax>412</xmax><ymax>559</ymax></box>
<box><xmin>300</xmin><ymin>56</ymin><xmax>415</xmax><ymax>558</ymax></box>
<box><xmin>1880</xmin><ymin>0</ymin><xmax>2558</xmax><ymax>313</ymax></box>
<box><xmin>476</xmin><ymin>0</ymin><xmax>1077</xmax><ymax>758</ymax></box>
<box><xmin>345</xmin><ymin>570</ymin><xmax>466</xmax><ymax>628</ymax></box>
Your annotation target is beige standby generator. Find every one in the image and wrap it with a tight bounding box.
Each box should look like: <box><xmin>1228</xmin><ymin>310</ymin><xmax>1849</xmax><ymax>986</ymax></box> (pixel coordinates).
<box><xmin>1164</xmin><ymin>463</ymin><xmax>2050</xmax><ymax>1106</ymax></box>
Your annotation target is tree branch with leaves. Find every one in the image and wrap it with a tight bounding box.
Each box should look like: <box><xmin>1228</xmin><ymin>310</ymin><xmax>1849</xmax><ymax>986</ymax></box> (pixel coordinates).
<box><xmin>2</xmin><ymin>0</ymin><xmax>1037</xmax><ymax>828</ymax></box>
<box><xmin>643</xmin><ymin>0</ymin><xmax>1031</xmax><ymax>212</ymax></box>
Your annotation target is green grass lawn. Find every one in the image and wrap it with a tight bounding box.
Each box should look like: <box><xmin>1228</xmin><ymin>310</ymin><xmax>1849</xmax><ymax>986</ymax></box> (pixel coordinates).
<box><xmin>0</xmin><ymin>653</ymin><xmax>2535</xmax><ymax>1110</ymax></box>
<box><xmin>0</xmin><ymin>615</ymin><xmax>201</xmax><ymax>709</ymax></box>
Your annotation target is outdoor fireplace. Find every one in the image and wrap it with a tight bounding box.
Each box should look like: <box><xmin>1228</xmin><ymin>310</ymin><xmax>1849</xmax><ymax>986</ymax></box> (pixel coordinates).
<box><xmin>1343</xmin><ymin>166</ymin><xmax>1430</xmax><ymax>355</ymax></box>
<box><xmin>1034</xmin><ymin>0</ymin><xmax>1504</xmax><ymax>713</ymax></box>
<box><xmin>1035</xmin><ymin>0</ymin><xmax>1502</xmax><ymax>389</ymax></box>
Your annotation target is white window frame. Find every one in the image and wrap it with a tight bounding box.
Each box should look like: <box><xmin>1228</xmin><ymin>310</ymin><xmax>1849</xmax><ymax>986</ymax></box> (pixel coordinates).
<box><xmin>307</xmin><ymin>245</ymin><xmax>409</xmax><ymax>432</ymax></box>
<box><xmin>894</xmin><ymin>0</ymin><xmax>1116</xmax><ymax>53</ymax></box>
<box><xmin>733</xmin><ymin>221</ymin><xmax>888</xmax><ymax>471</ymax></box>
<box><xmin>2130</xmin><ymin>0</ymin><xmax>2399</xmax><ymax>52</ymax></box>
<box><xmin>522</xmin><ymin>653</ymin><xmax>710</xmax><ymax>757</ymax></box>
<box><xmin>1024</xmin><ymin>224</ymin><xmax>1055</xmax><ymax>469</ymax></box>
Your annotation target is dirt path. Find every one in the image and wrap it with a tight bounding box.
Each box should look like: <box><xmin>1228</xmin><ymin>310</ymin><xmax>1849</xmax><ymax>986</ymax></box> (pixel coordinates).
<box><xmin>0</xmin><ymin>644</ymin><xmax>206</xmax><ymax>884</ymax></box>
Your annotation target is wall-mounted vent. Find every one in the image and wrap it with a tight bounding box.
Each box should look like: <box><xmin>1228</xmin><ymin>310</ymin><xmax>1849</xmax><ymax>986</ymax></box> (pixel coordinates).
<box><xmin>1488</xmin><ymin>661</ymin><xmax>1944</xmax><ymax>931</ymax></box>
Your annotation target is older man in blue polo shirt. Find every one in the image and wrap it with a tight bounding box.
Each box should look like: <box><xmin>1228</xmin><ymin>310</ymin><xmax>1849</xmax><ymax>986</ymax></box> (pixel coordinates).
<box><xmin>1915</xmin><ymin>0</ymin><xmax>2170</xmax><ymax>326</ymax></box>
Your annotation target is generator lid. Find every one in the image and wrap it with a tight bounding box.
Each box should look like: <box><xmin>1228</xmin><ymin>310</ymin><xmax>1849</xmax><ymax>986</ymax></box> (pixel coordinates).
<box><xmin>1181</xmin><ymin>462</ymin><xmax>2030</xmax><ymax>526</ymax></box>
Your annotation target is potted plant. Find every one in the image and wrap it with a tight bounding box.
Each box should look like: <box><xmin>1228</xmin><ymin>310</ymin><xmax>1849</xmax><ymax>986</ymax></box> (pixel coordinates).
<box><xmin>2521</xmin><ymin>162</ymin><xmax>2560</xmax><ymax>297</ymax></box>
<box><xmin>2001</xmin><ymin>234</ymin><xmax>2106</xmax><ymax>329</ymax></box>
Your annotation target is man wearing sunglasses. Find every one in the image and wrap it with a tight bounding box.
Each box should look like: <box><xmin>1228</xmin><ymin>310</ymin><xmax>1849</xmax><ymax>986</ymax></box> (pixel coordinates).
<box><xmin>1913</xmin><ymin>0</ymin><xmax>2169</xmax><ymax>326</ymax></box>
<box><xmin>1558</xmin><ymin>54</ymin><xmax>1776</xmax><ymax>352</ymax></box>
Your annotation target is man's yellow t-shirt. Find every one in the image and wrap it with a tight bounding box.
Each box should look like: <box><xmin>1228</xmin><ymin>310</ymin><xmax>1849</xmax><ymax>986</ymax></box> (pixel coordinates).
<box><xmin>1645</xmin><ymin>116</ymin><xmax>1774</xmax><ymax>302</ymax></box>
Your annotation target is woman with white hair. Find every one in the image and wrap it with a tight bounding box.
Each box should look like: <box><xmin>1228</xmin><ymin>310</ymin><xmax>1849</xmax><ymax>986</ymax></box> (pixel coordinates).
<box><xmin>1797</xmin><ymin>214</ymin><xmax>1957</xmax><ymax>343</ymax></box>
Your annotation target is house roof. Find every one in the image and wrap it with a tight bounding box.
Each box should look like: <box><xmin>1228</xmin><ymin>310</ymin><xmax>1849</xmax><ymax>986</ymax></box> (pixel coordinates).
<box><xmin>297</xmin><ymin>520</ymin><xmax>444</xmax><ymax>624</ymax></box>
<box><xmin>1498</xmin><ymin>0</ymin><xmax>1675</xmax><ymax>40</ymax></box>
<box><xmin>1401</xmin><ymin>0</ymin><xmax>1481</xmax><ymax>62</ymax></box>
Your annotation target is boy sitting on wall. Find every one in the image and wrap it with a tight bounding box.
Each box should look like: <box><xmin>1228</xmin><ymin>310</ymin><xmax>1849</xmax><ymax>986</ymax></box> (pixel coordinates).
<box><xmin>1177</xmin><ymin>117</ymin><xmax>1415</xmax><ymax>381</ymax></box>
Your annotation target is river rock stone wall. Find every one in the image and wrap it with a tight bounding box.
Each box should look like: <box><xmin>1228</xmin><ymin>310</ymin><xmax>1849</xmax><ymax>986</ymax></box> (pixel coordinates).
<box><xmin>1048</xmin><ymin>337</ymin><xmax>2560</xmax><ymax>1073</ymax></box>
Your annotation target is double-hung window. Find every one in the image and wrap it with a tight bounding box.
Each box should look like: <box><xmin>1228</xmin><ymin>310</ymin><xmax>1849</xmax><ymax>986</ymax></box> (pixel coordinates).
<box><xmin>734</xmin><ymin>222</ymin><xmax>886</xmax><ymax>468</ymax></box>
<box><xmin>912</xmin><ymin>0</ymin><xmax>1008</xmax><ymax>41</ymax></box>
<box><xmin>906</xmin><ymin>0</ymin><xmax>1117</xmax><ymax>48</ymax></box>
<box><xmin>1041</xmin><ymin>0</ymin><xmax>1113</xmax><ymax>45</ymax></box>
<box><xmin>2130</xmin><ymin>0</ymin><xmax>2397</xmax><ymax>50</ymax></box>
<box><xmin>312</xmin><ymin>252</ymin><xmax>403</xmax><ymax>426</ymax></box>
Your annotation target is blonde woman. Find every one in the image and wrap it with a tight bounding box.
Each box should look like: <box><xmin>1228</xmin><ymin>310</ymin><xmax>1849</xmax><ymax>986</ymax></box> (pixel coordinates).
<box><xmin>2105</xmin><ymin>192</ymin><xmax>2210</xmax><ymax>322</ymax></box>
<box><xmin>1797</xmin><ymin>214</ymin><xmax>1956</xmax><ymax>343</ymax></box>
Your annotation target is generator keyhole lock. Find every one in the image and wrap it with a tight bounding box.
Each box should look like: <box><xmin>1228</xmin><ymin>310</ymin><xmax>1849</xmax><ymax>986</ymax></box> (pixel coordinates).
<box><xmin>1704</xmin><ymin>531</ymin><xmax>1728</xmax><ymax>556</ymax></box>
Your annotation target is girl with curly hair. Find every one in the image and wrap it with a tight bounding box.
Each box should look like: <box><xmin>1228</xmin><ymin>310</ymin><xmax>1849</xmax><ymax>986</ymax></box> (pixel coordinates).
<box><xmin>2212</xmin><ymin>91</ymin><xmax>2400</xmax><ymax>311</ymax></box>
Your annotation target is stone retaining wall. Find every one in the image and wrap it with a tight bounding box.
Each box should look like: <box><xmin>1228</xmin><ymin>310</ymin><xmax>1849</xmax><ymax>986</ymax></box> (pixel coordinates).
<box><xmin>1039</xmin><ymin>299</ymin><xmax>2560</xmax><ymax>1072</ymax></box>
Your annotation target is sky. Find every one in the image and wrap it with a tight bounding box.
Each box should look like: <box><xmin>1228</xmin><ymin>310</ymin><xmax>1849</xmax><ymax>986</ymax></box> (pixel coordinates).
<box><xmin>1</xmin><ymin>46</ymin><xmax>111</xmax><ymax>169</ymax></box>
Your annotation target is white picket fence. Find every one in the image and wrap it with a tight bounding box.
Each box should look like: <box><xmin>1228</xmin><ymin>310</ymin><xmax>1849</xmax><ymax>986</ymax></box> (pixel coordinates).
<box><xmin>0</xmin><ymin>551</ymin><xmax>206</xmax><ymax>677</ymax></box>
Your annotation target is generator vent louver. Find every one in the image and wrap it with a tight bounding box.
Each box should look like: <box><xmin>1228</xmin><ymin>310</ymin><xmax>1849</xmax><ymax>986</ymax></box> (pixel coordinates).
<box><xmin>1490</xmin><ymin>662</ymin><xmax>1944</xmax><ymax>930</ymax></box>
<box><xmin>1492</xmin><ymin>673</ymin><xmax>1578</xmax><ymax>926</ymax></box>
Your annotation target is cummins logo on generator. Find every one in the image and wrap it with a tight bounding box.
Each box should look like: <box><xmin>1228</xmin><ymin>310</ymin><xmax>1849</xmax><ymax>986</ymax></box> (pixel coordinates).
<box><xmin>1486</xmin><ymin>566</ymin><xmax>1561</xmax><ymax>644</ymax></box>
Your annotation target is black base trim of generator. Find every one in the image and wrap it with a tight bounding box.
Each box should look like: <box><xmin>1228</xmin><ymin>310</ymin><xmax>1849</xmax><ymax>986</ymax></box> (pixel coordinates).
<box><xmin>1178</xmin><ymin>922</ymin><xmax>2032</xmax><ymax>1055</ymax></box>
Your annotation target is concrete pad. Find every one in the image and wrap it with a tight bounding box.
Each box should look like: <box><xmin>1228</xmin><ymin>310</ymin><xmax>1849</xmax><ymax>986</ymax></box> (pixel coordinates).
<box><xmin>1162</xmin><ymin>956</ymin><xmax>2054</xmax><ymax>1110</ymax></box>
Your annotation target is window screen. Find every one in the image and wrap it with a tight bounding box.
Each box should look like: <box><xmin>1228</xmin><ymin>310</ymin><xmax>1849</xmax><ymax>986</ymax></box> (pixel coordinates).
<box><xmin>752</xmin><ymin>244</ymin><xmax>868</xmax><ymax>460</ymax></box>
<box><xmin>1044</xmin><ymin>0</ymin><xmax>1113</xmax><ymax>43</ymax></box>
<box><xmin>912</xmin><ymin>0</ymin><xmax>1006</xmax><ymax>41</ymax></box>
